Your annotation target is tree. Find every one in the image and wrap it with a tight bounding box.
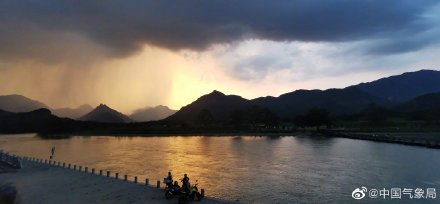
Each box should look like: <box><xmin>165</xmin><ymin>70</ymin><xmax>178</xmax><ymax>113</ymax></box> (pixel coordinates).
<box><xmin>294</xmin><ymin>108</ymin><xmax>332</xmax><ymax>130</ymax></box>
<box><xmin>247</xmin><ymin>106</ymin><xmax>279</xmax><ymax>126</ymax></box>
<box><xmin>293</xmin><ymin>115</ymin><xmax>307</xmax><ymax>131</ymax></box>
<box><xmin>362</xmin><ymin>104</ymin><xmax>390</xmax><ymax>125</ymax></box>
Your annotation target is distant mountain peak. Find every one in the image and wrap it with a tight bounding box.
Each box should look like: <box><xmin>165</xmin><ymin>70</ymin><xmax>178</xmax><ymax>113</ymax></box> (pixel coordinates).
<box><xmin>0</xmin><ymin>94</ymin><xmax>48</xmax><ymax>112</ymax></box>
<box><xmin>52</xmin><ymin>104</ymin><xmax>94</xmax><ymax>119</ymax></box>
<box><xmin>79</xmin><ymin>104</ymin><xmax>132</xmax><ymax>123</ymax></box>
<box><xmin>96</xmin><ymin>103</ymin><xmax>111</xmax><ymax>110</ymax></box>
<box><xmin>165</xmin><ymin>90</ymin><xmax>251</xmax><ymax>122</ymax></box>
<box><xmin>209</xmin><ymin>90</ymin><xmax>226</xmax><ymax>96</ymax></box>
<box><xmin>130</xmin><ymin>105</ymin><xmax>177</xmax><ymax>122</ymax></box>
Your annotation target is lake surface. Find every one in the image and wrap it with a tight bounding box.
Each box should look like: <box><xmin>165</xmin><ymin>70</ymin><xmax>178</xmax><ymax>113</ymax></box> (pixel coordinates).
<box><xmin>1</xmin><ymin>134</ymin><xmax>440</xmax><ymax>203</ymax></box>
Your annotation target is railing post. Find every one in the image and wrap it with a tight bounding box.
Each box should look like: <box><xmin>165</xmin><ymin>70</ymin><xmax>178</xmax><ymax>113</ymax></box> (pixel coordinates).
<box><xmin>79</xmin><ymin>166</ymin><xmax>82</xmax><ymax>171</ymax></box>
<box><xmin>73</xmin><ymin>165</ymin><xmax>76</xmax><ymax>170</ymax></box>
<box><xmin>92</xmin><ymin>168</ymin><xmax>95</xmax><ymax>174</ymax></box>
<box><xmin>157</xmin><ymin>180</ymin><xmax>160</xmax><ymax>189</ymax></box>
<box><xmin>68</xmin><ymin>164</ymin><xmax>71</xmax><ymax>169</ymax></box>
<box><xmin>106</xmin><ymin>171</ymin><xmax>110</xmax><ymax>177</ymax></box>
<box><xmin>145</xmin><ymin>179</ymin><xmax>149</xmax><ymax>186</ymax></box>
<box><xmin>124</xmin><ymin>174</ymin><xmax>128</xmax><ymax>181</ymax></box>
<box><xmin>201</xmin><ymin>189</ymin><xmax>205</xmax><ymax>197</ymax></box>
<box><xmin>115</xmin><ymin>173</ymin><xmax>119</xmax><ymax>179</ymax></box>
<box><xmin>100</xmin><ymin>170</ymin><xmax>103</xmax><ymax>176</ymax></box>
<box><xmin>134</xmin><ymin>176</ymin><xmax>138</xmax><ymax>183</ymax></box>
<box><xmin>85</xmin><ymin>167</ymin><xmax>88</xmax><ymax>173</ymax></box>
<box><xmin>63</xmin><ymin>163</ymin><xmax>65</xmax><ymax>168</ymax></box>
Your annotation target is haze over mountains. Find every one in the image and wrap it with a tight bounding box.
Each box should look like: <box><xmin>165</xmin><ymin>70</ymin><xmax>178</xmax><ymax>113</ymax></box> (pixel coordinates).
<box><xmin>130</xmin><ymin>106</ymin><xmax>177</xmax><ymax>122</ymax></box>
<box><xmin>1</xmin><ymin>69</ymin><xmax>440</xmax><ymax>126</ymax></box>
<box><xmin>0</xmin><ymin>95</ymin><xmax>48</xmax><ymax>112</ymax></box>
<box><xmin>52</xmin><ymin>104</ymin><xmax>93</xmax><ymax>119</ymax></box>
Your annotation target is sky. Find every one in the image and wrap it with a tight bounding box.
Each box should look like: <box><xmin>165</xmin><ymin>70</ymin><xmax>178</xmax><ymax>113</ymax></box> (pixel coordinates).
<box><xmin>0</xmin><ymin>0</ymin><xmax>440</xmax><ymax>114</ymax></box>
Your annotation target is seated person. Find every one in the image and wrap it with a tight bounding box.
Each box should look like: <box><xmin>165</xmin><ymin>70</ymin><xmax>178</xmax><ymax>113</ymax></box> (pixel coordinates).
<box><xmin>173</xmin><ymin>181</ymin><xmax>181</xmax><ymax>193</ymax></box>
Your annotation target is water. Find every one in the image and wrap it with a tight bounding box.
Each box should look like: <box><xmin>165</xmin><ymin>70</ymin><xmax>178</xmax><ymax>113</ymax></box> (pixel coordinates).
<box><xmin>1</xmin><ymin>134</ymin><xmax>440</xmax><ymax>203</ymax></box>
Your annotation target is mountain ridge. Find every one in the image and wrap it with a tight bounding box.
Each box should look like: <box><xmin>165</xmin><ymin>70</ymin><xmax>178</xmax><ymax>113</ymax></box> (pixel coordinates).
<box><xmin>0</xmin><ymin>95</ymin><xmax>48</xmax><ymax>112</ymax></box>
<box><xmin>130</xmin><ymin>105</ymin><xmax>177</xmax><ymax>122</ymax></box>
<box><xmin>165</xmin><ymin>69</ymin><xmax>440</xmax><ymax>122</ymax></box>
<box><xmin>52</xmin><ymin>104</ymin><xmax>94</xmax><ymax>119</ymax></box>
<box><xmin>78</xmin><ymin>104</ymin><xmax>132</xmax><ymax>123</ymax></box>
<box><xmin>352</xmin><ymin>69</ymin><xmax>440</xmax><ymax>102</ymax></box>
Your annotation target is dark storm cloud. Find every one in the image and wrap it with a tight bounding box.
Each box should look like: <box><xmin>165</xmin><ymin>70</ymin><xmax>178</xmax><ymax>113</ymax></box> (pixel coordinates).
<box><xmin>0</xmin><ymin>0</ymin><xmax>438</xmax><ymax>62</ymax></box>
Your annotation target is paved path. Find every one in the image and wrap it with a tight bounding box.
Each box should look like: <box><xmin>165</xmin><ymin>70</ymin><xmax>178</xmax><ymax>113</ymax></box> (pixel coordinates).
<box><xmin>0</xmin><ymin>159</ymin><xmax>232</xmax><ymax>204</ymax></box>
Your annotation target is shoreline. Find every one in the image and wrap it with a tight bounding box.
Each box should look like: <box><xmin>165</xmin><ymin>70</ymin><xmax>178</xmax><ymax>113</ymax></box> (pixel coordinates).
<box><xmin>2</xmin><ymin>130</ymin><xmax>440</xmax><ymax>149</ymax></box>
<box><xmin>318</xmin><ymin>130</ymin><xmax>440</xmax><ymax>149</ymax></box>
<box><xmin>80</xmin><ymin>131</ymin><xmax>440</xmax><ymax>149</ymax></box>
<box><xmin>0</xmin><ymin>156</ymin><xmax>233</xmax><ymax>204</ymax></box>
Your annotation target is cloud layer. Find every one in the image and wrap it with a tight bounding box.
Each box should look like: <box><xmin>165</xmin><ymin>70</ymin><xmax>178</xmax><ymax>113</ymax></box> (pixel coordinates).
<box><xmin>1</xmin><ymin>0</ymin><xmax>438</xmax><ymax>63</ymax></box>
<box><xmin>1</xmin><ymin>0</ymin><xmax>440</xmax><ymax>111</ymax></box>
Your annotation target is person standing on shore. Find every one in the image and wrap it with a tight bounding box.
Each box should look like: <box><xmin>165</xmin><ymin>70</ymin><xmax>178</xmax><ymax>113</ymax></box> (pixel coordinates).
<box><xmin>50</xmin><ymin>146</ymin><xmax>55</xmax><ymax>160</ymax></box>
<box><xmin>165</xmin><ymin>171</ymin><xmax>173</xmax><ymax>189</ymax></box>
<box><xmin>181</xmin><ymin>174</ymin><xmax>190</xmax><ymax>192</ymax></box>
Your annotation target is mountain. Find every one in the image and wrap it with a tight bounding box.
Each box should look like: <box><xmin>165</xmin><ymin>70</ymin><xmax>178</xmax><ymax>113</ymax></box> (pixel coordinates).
<box><xmin>52</xmin><ymin>104</ymin><xmax>93</xmax><ymax>119</ymax></box>
<box><xmin>130</xmin><ymin>105</ymin><xmax>177</xmax><ymax>122</ymax></box>
<box><xmin>78</xmin><ymin>104</ymin><xmax>132</xmax><ymax>123</ymax></box>
<box><xmin>0</xmin><ymin>108</ymin><xmax>81</xmax><ymax>134</ymax></box>
<box><xmin>166</xmin><ymin>87</ymin><xmax>383</xmax><ymax>123</ymax></box>
<box><xmin>253</xmin><ymin>87</ymin><xmax>383</xmax><ymax>118</ymax></box>
<box><xmin>165</xmin><ymin>70</ymin><xmax>440</xmax><ymax>122</ymax></box>
<box><xmin>354</xmin><ymin>69</ymin><xmax>440</xmax><ymax>102</ymax></box>
<box><xmin>0</xmin><ymin>95</ymin><xmax>48</xmax><ymax>112</ymax></box>
<box><xmin>397</xmin><ymin>92</ymin><xmax>440</xmax><ymax>110</ymax></box>
<box><xmin>165</xmin><ymin>90</ymin><xmax>253</xmax><ymax>123</ymax></box>
<box><xmin>395</xmin><ymin>92</ymin><xmax>440</xmax><ymax>117</ymax></box>
<box><xmin>0</xmin><ymin>109</ymin><xmax>13</xmax><ymax>117</ymax></box>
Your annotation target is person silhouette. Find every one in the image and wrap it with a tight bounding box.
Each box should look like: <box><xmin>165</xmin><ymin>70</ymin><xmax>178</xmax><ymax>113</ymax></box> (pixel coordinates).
<box><xmin>181</xmin><ymin>174</ymin><xmax>190</xmax><ymax>192</ymax></box>
<box><xmin>50</xmin><ymin>146</ymin><xmax>55</xmax><ymax>160</ymax></box>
